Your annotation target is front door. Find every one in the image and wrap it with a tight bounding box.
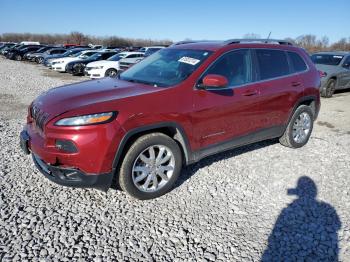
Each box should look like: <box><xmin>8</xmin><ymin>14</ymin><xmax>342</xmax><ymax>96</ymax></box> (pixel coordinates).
<box><xmin>192</xmin><ymin>49</ymin><xmax>261</xmax><ymax>149</ymax></box>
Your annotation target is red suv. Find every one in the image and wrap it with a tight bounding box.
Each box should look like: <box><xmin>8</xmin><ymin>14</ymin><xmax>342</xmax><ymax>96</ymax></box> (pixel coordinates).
<box><xmin>20</xmin><ymin>39</ymin><xmax>320</xmax><ymax>199</ymax></box>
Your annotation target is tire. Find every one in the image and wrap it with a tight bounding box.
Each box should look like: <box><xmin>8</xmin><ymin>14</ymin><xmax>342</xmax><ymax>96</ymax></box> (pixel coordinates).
<box><xmin>36</xmin><ymin>57</ymin><xmax>44</xmax><ymax>64</ymax></box>
<box><xmin>15</xmin><ymin>55</ymin><xmax>22</xmax><ymax>61</ymax></box>
<box><xmin>105</xmin><ymin>68</ymin><xmax>118</xmax><ymax>77</ymax></box>
<box><xmin>119</xmin><ymin>133</ymin><xmax>182</xmax><ymax>200</ymax></box>
<box><xmin>321</xmin><ymin>79</ymin><xmax>336</xmax><ymax>98</ymax></box>
<box><xmin>279</xmin><ymin>105</ymin><xmax>314</xmax><ymax>148</ymax></box>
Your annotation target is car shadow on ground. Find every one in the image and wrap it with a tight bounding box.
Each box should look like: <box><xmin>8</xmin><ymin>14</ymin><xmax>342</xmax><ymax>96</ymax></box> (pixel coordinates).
<box><xmin>175</xmin><ymin>138</ymin><xmax>277</xmax><ymax>189</ymax></box>
<box><xmin>261</xmin><ymin>176</ymin><xmax>341</xmax><ymax>261</ymax></box>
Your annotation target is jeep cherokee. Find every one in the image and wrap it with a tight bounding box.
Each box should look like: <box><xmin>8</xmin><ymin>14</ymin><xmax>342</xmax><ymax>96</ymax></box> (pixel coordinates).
<box><xmin>20</xmin><ymin>39</ymin><xmax>321</xmax><ymax>199</ymax></box>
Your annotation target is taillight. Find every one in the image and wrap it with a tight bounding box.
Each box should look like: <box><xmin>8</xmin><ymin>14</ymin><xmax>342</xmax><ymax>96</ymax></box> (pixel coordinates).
<box><xmin>319</xmin><ymin>71</ymin><xmax>327</xmax><ymax>78</ymax></box>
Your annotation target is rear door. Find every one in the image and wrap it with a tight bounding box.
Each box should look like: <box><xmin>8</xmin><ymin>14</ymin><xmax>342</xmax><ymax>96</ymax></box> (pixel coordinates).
<box><xmin>254</xmin><ymin>49</ymin><xmax>305</xmax><ymax>129</ymax></box>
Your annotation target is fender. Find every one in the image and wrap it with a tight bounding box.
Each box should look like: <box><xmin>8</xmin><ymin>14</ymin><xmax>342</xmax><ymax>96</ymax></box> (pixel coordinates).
<box><xmin>286</xmin><ymin>95</ymin><xmax>319</xmax><ymax>125</ymax></box>
<box><xmin>112</xmin><ymin>122</ymin><xmax>194</xmax><ymax>169</ymax></box>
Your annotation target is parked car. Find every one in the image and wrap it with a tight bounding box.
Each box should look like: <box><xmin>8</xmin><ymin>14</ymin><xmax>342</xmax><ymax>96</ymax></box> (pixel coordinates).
<box><xmin>66</xmin><ymin>51</ymin><xmax>118</xmax><ymax>75</ymax></box>
<box><xmin>144</xmin><ymin>46</ymin><xmax>165</xmax><ymax>57</ymax></box>
<box><xmin>118</xmin><ymin>52</ymin><xmax>145</xmax><ymax>71</ymax></box>
<box><xmin>7</xmin><ymin>45</ymin><xmax>44</xmax><ymax>61</ymax></box>
<box><xmin>24</xmin><ymin>46</ymin><xmax>56</xmax><ymax>61</ymax></box>
<box><xmin>20</xmin><ymin>41</ymin><xmax>40</xmax><ymax>45</ymax></box>
<box><xmin>311</xmin><ymin>52</ymin><xmax>350</xmax><ymax>97</ymax></box>
<box><xmin>20</xmin><ymin>39</ymin><xmax>320</xmax><ymax>199</ymax></box>
<box><xmin>84</xmin><ymin>52</ymin><xmax>144</xmax><ymax>78</ymax></box>
<box><xmin>0</xmin><ymin>43</ymin><xmax>16</xmax><ymax>51</ymax></box>
<box><xmin>51</xmin><ymin>50</ymin><xmax>98</xmax><ymax>72</ymax></box>
<box><xmin>34</xmin><ymin>48</ymin><xmax>67</xmax><ymax>64</ymax></box>
<box><xmin>1</xmin><ymin>44</ymin><xmax>23</xmax><ymax>56</ymax></box>
<box><xmin>43</xmin><ymin>48</ymin><xmax>90</xmax><ymax>67</ymax></box>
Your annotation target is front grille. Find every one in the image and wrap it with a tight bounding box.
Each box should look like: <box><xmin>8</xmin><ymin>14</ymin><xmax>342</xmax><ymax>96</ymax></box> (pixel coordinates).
<box><xmin>31</xmin><ymin>104</ymin><xmax>49</xmax><ymax>131</ymax></box>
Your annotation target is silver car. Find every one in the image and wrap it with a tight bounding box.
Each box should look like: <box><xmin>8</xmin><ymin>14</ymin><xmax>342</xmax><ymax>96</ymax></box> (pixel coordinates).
<box><xmin>311</xmin><ymin>52</ymin><xmax>350</xmax><ymax>97</ymax></box>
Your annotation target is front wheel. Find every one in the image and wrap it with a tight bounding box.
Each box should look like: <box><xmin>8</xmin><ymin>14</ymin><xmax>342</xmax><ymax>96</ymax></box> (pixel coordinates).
<box><xmin>279</xmin><ymin>105</ymin><xmax>314</xmax><ymax>148</ymax></box>
<box><xmin>119</xmin><ymin>133</ymin><xmax>183</xmax><ymax>200</ymax></box>
<box><xmin>15</xmin><ymin>55</ymin><xmax>22</xmax><ymax>61</ymax></box>
<box><xmin>105</xmin><ymin>68</ymin><xmax>118</xmax><ymax>77</ymax></box>
<box><xmin>321</xmin><ymin>79</ymin><xmax>336</xmax><ymax>98</ymax></box>
<box><xmin>36</xmin><ymin>57</ymin><xmax>44</xmax><ymax>64</ymax></box>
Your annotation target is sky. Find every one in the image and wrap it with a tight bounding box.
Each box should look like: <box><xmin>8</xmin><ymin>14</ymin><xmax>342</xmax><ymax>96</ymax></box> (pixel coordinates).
<box><xmin>0</xmin><ymin>0</ymin><xmax>349</xmax><ymax>43</ymax></box>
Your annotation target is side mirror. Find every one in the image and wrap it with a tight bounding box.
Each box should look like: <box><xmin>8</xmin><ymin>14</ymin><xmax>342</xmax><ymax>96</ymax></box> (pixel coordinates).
<box><xmin>343</xmin><ymin>63</ymin><xmax>350</xmax><ymax>69</ymax></box>
<box><xmin>200</xmin><ymin>74</ymin><xmax>229</xmax><ymax>89</ymax></box>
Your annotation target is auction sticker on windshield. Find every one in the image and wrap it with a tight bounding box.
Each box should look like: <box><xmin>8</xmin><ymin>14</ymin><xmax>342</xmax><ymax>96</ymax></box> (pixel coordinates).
<box><xmin>178</xmin><ymin>57</ymin><xmax>200</xmax><ymax>65</ymax></box>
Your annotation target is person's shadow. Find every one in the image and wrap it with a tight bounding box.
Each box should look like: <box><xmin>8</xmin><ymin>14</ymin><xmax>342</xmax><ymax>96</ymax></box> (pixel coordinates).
<box><xmin>262</xmin><ymin>176</ymin><xmax>341</xmax><ymax>262</ymax></box>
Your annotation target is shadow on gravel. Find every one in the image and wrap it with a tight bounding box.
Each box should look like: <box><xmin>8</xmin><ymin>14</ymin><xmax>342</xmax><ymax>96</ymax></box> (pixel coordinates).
<box><xmin>261</xmin><ymin>176</ymin><xmax>341</xmax><ymax>261</ymax></box>
<box><xmin>175</xmin><ymin>139</ymin><xmax>277</xmax><ymax>189</ymax></box>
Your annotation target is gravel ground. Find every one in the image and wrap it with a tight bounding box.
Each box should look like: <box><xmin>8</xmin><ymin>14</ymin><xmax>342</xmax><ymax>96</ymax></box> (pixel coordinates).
<box><xmin>0</xmin><ymin>56</ymin><xmax>350</xmax><ymax>261</ymax></box>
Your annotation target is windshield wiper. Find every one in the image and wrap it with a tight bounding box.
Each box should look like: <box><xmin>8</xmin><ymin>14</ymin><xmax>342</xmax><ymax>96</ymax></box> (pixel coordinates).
<box><xmin>122</xmin><ymin>78</ymin><xmax>165</xmax><ymax>87</ymax></box>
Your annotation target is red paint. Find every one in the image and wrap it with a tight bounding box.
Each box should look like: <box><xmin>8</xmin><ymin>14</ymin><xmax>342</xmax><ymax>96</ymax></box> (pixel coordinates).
<box><xmin>24</xmin><ymin>42</ymin><xmax>320</xmax><ymax>175</ymax></box>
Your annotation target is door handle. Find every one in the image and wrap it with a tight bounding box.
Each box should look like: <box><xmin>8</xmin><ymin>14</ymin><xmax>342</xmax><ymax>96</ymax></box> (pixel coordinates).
<box><xmin>291</xmin><ymin>81</ymin><xmax>301</xmax><ymax>87</ymax></box>
<box><xmin>242</xmin><ymin>90</ymin><xmax>258</xmax><ymax>96</ymax></box>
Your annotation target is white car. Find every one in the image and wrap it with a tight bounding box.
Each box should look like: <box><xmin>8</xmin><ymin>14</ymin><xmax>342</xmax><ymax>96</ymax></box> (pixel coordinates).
<box><xmin>118</xmin><ymin>52</ymin><xmax>145</xmax><ymax>71</ymax></box>
<box><xmin>84</xmin><ymin>52</ymin><xmax>144</xmax><ymax>78</ymax></box>
<box><xmin>51</xmin><ymin>50</ymin><xmax>98</xmax><ymax>72</ymax></box>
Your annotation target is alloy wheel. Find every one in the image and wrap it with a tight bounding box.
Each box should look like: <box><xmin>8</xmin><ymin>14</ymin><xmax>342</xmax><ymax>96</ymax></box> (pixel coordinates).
<box><xmin>132</xmin><ymin>145</ymin><xmax>175</xmax><ymax>192</ymax></box>
<box><xmin>292</xmin><ymin>112</ymin><xmax>311</xmax><ymax>143</ymax></box>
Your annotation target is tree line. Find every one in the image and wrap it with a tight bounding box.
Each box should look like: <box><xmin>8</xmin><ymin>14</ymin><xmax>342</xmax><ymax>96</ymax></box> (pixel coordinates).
<box><xmin>1</xmin><ymin>32</ymin><xmax>350</xmax><ymax>52</ymax></box>
<box><xmin>0</xmin><ymin>32</ymin><xmax>173</xmax><ymax>47</ymax></box>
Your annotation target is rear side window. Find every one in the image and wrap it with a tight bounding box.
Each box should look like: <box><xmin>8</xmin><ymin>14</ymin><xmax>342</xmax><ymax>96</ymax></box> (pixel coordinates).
<box><xmin>256</xmin><ymin>49</ymin><xmax>289</xmax><ymax>80</ymax></box>
<box><xmin>288</xmin><ymin>52</ymin><xmax>307</xmax><ymax>72</ymax></box>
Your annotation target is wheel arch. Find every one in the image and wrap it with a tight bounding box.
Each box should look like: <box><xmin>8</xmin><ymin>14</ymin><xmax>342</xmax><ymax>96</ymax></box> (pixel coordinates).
<box><xmin>287</xmin><ymin>95</ymin><xmax>319</xmax><ymax>124</ymax></box>
<box><xmin>112</xmin><ymin>122</ymin><xmax>193</xmax><ymax>171</ymax></box>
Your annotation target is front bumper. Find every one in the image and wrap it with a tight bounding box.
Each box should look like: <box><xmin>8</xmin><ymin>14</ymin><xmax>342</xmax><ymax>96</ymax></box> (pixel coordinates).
<box><xmin>84</xmin><ymin>68</ymin><xmax>104</xmax><ymax>78</ymax></box>
<box><xmin>19</xmin><ymin>123</ymin><xmax>120</xmax><ymax>192</ymax></box>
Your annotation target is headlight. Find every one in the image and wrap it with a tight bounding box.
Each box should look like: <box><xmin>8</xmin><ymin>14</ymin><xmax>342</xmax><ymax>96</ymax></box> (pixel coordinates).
<box><xmin>55</xmin><ymin>112</ymin><xmax>116</xmax><ymax>126</ymax></box>
<box><xmin>93</xmin><ymin>66</ymin><xmax>104</xmax><ymax>69</ymax></box>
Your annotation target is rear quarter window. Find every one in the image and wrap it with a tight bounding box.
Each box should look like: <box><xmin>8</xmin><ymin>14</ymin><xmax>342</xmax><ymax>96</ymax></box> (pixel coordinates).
<box><xmin>256</xmin><ymin>49</ymin><xmax>290</xmax><ymax>80</ymax></box>
<box><xmin>288</xmin><ymin>52</ymin><xmax>307</xmax><ymax>72</ymax></box>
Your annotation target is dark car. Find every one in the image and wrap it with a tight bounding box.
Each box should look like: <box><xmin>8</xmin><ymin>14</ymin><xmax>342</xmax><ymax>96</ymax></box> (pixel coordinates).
<box><xmin>0</xmin><ymin>43</ymin><xmax>16</xmax><ymax>51</ymax></box>
<box><xmin>43</xmin><ymin>48</ymin><xmax>90</xmax><ymax>67</ymax></box>
<box><xmin>7</xmin><ymin>45</ymin><xmax>44</xmax><ymax>61</ymax></box>
<box><xmin>1</xmin><ymin>44</ymin><xmax>23</xmax><ymax>56</ymax></box>
<box><xmin>66</xmin><ymin>51</ymin><xmax>117</xmax><ymax>75</ymax></box>
<box><xmin>311</xmin><ymin>52</ymin><xmax>350</xmax><ymax>97</ymax></box>
<box><xmin>20</xmin><ymin>39</ymin><xmax>320</xmax><ymax>200</ymax></box>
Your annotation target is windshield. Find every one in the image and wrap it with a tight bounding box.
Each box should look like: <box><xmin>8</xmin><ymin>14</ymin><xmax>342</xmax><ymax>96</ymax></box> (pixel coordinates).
<box><xmin>107</xmin><ymin>53</ymin><xmax>127</xmax><ymax>61</ymax></box>
<box><xmin>88</xmin><ymin>53</ymin><xmax>104</xmax><ymax>60</ymax></box>
<box><xmin>79</xmin><ymin>51</ymin><xmax>98</xmax><ymax>59</ymax></box>
<box><xmin>311</xmin><ymin>54</ymin><xmax>344</xmax><ymax>66</ymax></box>
<box><xmin>119</xmin><ymin>49</ymin><xmax>212</xmax><ymax>87</ymax></box>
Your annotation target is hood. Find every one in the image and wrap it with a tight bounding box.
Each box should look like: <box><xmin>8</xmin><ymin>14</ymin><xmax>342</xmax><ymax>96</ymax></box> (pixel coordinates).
<box><xmin>87</xmin><ymin>60</ymin><xmax>118</xmax><ymax>67</ymax></box>
<box><xmin>32</xmin><ymin>77</ymin><xmax>161</xmax><ymax>119</ymax></box>
<box><xmin>56</xmin><ymin>57</ymin><xmax>78</xmax><ymax>63</ymax></box>
<box><xmin>314</xmin><ymin>64</ymin><xmax>339</xmax><ymax>74</ymax></box>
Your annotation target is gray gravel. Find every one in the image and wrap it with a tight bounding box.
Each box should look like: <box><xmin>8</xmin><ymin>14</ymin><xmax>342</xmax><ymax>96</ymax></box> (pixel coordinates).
<box><xmin>0</xmin><ymin>56</ymin><xmax>350</xmax><ymax>261</ymax></box>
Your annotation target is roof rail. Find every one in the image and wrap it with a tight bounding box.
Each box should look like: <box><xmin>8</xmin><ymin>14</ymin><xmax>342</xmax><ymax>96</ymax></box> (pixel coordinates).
<box><xmin>171</xmin><ymin>40</ymin><xmax>200</xmax><ymax>46</ymax></box>
<box><xmin>225</xmin><ymin>39</ymin><xmax>293</xmax><ymax>46</ymax></box>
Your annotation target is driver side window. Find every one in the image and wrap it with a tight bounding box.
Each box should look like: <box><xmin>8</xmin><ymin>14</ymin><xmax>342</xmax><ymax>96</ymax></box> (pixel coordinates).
<box><xmin>200</xmin><ymin>49</ymin><xmax>252</xmax><ymax>87</ymax></box>
<box><xmin>343</xmin><ymin>56</ymin><xmax>350</xmax><ymax>68</ymax></box>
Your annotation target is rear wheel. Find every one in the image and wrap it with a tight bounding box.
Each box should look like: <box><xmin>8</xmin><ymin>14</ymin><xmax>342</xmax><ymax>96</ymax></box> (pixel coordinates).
<box><xmin>119</xmin><ymin>133</ymin><xmax>182</xmax><ymax>200</ymax></box>
<box><xmin>321</xmin><ymin>79</ymin><xmax>336</xmax><ymax>98</ymax></box>
<box><xmin>279</xmin><ymin>105</ymin><xmax>314</xmax><ymax>148</ymax></box>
